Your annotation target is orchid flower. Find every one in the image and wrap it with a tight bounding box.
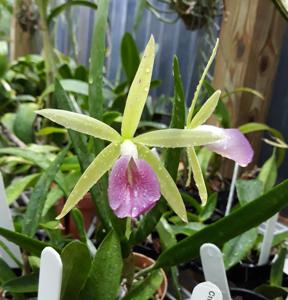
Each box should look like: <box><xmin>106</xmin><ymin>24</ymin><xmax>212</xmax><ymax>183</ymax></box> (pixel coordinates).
<box><xmin>184</xmin><ymin>39</ymin><xmax>253</xmax><ymax>205</ymax></box>
<box><xmin>36</xmin><ymin>36</ymin><xmax>228</xmax><ymax>222</ymax></box>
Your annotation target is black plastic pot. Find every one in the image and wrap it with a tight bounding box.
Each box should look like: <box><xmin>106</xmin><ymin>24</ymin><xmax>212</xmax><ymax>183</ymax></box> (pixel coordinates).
<box><xmin>227</xmin><ymin>260</ymin><xmax>272</xmax><ymax>290</ymax></box>
<box><xmin>230</xmin><ymin>287</ymin><xmax>268</xmax><ymax>300</ymax></box>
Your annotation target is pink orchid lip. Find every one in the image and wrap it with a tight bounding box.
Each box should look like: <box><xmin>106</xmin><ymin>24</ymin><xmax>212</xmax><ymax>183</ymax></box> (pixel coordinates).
<box><xmin>205</xmin><ymin>128</ymin><xmax>254</xmax><ymax>167</ymax></box>
<box><xmin>108</xmin><ymin>155</ymin><xmax>161</xmax><ymax>218</ymax></box>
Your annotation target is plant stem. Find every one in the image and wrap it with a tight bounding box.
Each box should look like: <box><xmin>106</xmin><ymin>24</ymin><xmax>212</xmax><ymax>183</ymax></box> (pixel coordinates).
<box><xmin>134</xmin><ymin>264</ymin><xmax>154</xmax><ymax>279</ymax></box>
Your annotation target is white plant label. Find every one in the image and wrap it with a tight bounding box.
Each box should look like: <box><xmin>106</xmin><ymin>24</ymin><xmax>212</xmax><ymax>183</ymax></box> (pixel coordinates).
<box><xmin>258</xmin><ymin>213</ymin><xmax>278</xmax><ymax>265</ymax></box>
<box><xmin>200</xmin><ymin>243</ymin><xmax>231</xmax><ymax>300</ymax></box>
<box><xmin>0</xmin><ymin>172</ymin><xmax>23</xmax><ymax>267</ymax></box>
<box><xmin>190</xmin><ymin>281</ymin><xmax>223</xmax><ymax>300</ymax></box>
<box><xmin>38</xmin><ymin>247</ymin><xmax>63</xmax><ymax>300</ymax></box>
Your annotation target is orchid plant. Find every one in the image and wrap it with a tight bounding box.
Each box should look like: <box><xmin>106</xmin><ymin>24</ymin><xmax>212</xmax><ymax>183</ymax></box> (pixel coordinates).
<box><xmin>36</xmin><ymin>36</ymin><xmax>253</xmax><ymax>223</ymax></box>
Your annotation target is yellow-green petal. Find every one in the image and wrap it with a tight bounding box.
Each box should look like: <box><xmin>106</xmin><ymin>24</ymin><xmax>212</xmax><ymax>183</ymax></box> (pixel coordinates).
<box><xmin>189</xmin><ymin>90</ymin><xmax>221</xmax><ymax>128</ymax></box>
<box><xmin>134</xmin><ymin>127</ymin><xmax>224</xmax><ymax>148</ymax></box>
<box><xmin>36</xmin><ymin>109</ymin><xmax>121</xmax><ymax>142</ymax></box>
<box><xmin>56</xmin><ymin>143</ymin><xmax>121</xmax><ymax>219</ymax></box>
<box><xmin>137</xmin><ymin>143</ymin><xmax>187</xmax><ymax>222</ymax></box>
<box><xmin>187</xmin><ymin>38</ymin><xmax>219</xmax><ymax>125</ymax></box>
<box><xmin>121</xmin><ymin>36</ymin><xmax>155</xmax><ymax>138</ymax></box>
<box><xmin>187</xmin><ymin>147</ymin><xmax>207</xmax><ymax>205</ymax></box>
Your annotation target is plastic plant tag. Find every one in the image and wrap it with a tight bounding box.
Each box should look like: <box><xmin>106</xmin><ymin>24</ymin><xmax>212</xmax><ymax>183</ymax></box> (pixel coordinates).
<box><xmin>38</xmin><ymin>247</ymin><xmax>63</xmax><ymax>300</ymax></box>
<box><xmin>200</xmin><ymin>243</ymin><xmax>231</xmax><ymax>300</ymax></box>
<box><xmin>258</xmin><ymin>213</ymin><xmax>278</xmax><ymax>265</ymax></box>
<box><xmin>190</xmin><ymin>281</ymin><xmax>223</xmax><ymax>300</ymax></box>
<box><xmin>0</xmin><ymin>172</ymin><xmax>23</xmax><ymax>268</ymax></box>
<box><xmin>225</xmin><ymin>163</ymin><xmax>240</xmax><ymax>216</ymax></box>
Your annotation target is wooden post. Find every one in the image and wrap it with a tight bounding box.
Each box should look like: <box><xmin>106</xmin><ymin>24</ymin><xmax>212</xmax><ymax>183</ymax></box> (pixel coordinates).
<box><xmin>10</xmin><ymin>0</ymin><xmax>40</xmax><ymax>60</ymax></box>
<box><xmin>213</xmin><ymin>0</ymin><xmax>286</xmax><ymax>175</ymax></box>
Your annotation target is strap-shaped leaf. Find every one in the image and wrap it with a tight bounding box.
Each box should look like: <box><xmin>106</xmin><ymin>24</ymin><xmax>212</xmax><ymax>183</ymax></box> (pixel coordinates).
<box><xmin>121</xmin><ymin>36</ymin><xmax>155</xmax><ymax>138</ymax></box>
<box><xmin>80</xmin><ymin>231</ymin><xmax>122</xmax><ymax>300</ymax></box>
<box><xmin>134</xmin><ymin>126</ymin><xmax>224</xmax><ymax>148</ymax></box>
<box><xmin>36</xmin><ymin>109</ymin><xmax>121</xmax><ymax>142</ymax></box>
<box><xmin>57</xmin><ymin>143</ymin><xmax>121</xmax><ymax>219</ymax></box>
<box><xmin>154</xmin><ymin>179</ymin><xmax>288</xmax><ymax>268</ymax></box>
<box><xmin>137</xmin><ymin>144</ymin><xmax>187</xmax><ymax>222</ymax></box>
<box><xmin>187</xmin><ymin>147</ymin><xmax>207</xmax><ymax>205</ymax></box>
<box><xmin>189</xmin><ymin>90</ymin><xmax>221</xmax><ymax>128</ymax></box>
<box><xmin>187</xmin><ymin>39</ymin><xmax>219</xmax><ymax>125</ymax></box>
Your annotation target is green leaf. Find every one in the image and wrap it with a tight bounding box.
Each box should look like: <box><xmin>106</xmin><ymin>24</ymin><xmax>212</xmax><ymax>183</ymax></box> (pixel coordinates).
<box><xmin>270</xmin><ymin>246</ymin><xmax>287</xmax><ymax>286</ymax></box>
<box><xmin>170</xmin><ymin>222</ymin><xmax>205</xmax><ymax>236</ymax></box>
<box><xmin>57</xmin><ymin>143</ymin><xmax>120</xmax><ymax>219</ymax></box>
<box><xmin>0</xmin><ymin>227</ymin><xmax>56</xmax><ymax>256</ymax></box>
<box><xmin>2</xmin><ymin>273</ymin><xmax>38</xmax><ymax>293</ymax></box>
<box><xmin>181</xmin><ymin>192</ymin><xmax>201</xmax><ymax>213</ymax></box>
<box><xmin>40</xmin><ymin>79</ymin><xmax>89</xmax><ymax>100</ymax></box>
<box><xmin>199</xmin><ymin>193</ymin><xmax>217</xmax><ymax>221</ymax></box>
<box><xmin>122</xmin><ymin>270</ymin><xmax>163</xmax><ymax>300</ymax></box>
<box><xmin>61</xmin><ymin>241</ymin><xmax>92</xmax><ymax>300</ymax></box>
<box><xmin>133</xmin><ymin>0</ymin><xmax>146</xmax><ymax>31</ymax></box>
<box><xmin>187</xmin><ymin>147</ymin><xmax>207</xmax><ymax>204</ymax></box>
<box><xmin>165</xmin><ymin>56</ymin><xmax>186</xmax><ymax>180</ymax></box>
<box><xmin>258</xmin><ymin>153</ymin><xmax>277</xmax><ymax>192</ymax></box>
<box><xmin>156</xmin><ymin>218</ymin><xmax>177</xmax><ymax>249</ymax></box>
<box><xmin>154</xmin><ymin>179</ymin><xmax>288</xmax><ymax>268</ymax></box>
<box><xmin>121</xmin><ymin>33</ymin><xmax>140</xmax><ymax>83</ymax></box>
<box><xmin>80</xmin><ymin>231</ymin><xmax>123</xmax><ymax>300</ymax></box>
<box><xmin>272</xmin><ymin>0</ymin><xmax>288</xmax><ymax>20</ymax></box>
<box><xmin>187</xmin><ymin>39</ymin><xmax>219</xmax><ymax>125</ymax></box>
<box><xmin>39</xmin><ymin>220</ymin><xmax>62</xmax><ymax>230</ymax></box>
<box><xmin>121</xmin><ymin>36</ymin><xmax>155</xmax><ymax>138</ymax></box>
<box><xmin>0</xmin><ymin>147</ymin><xmax>51</xmax><ymax>169</ymax></box>
<box><xmin>272</xmin><ymin>231</ymin><xmax>288</xmax><ymax>247</ymax></box>
<box><xmin>0</xmin><ymin>258</ymin><xmax>24</xmax><ymax>300</ymax></box>
<box><xmin>36</xmin><ymin>109</ymin><xmax>121</xmax><ymax>143</ymax></box>
<box><xmin>137</xmin><ymin>144</ymin><xmax>187</xmax><ymax>222</ymax></box>
<box><xmin>189</xmin><ymin>90</ymin><xmax>221</xmax><ymax>128</ymax></box>
<box><xmin>47</xmin><ymin>1</ymin><xmax>98</xmax><ymax>24</ymax></box>
<box><xmin>134</xmin><ymin>127</ymin><xmax>224</xmax><ymax>148</ymax></box>
<box><xmin>36</xmin><ymin>126</ymin><xmax>67</xmax><ymax>136</ymax></box>
<box><xmin>6</xmin><ymin>173</ymin><xmax>40</xmax><ymax>204</ymax></box>
<box><xmin>221</xmin><ymin>87</ymin><xmax>264</xmax><ymax>100</ymax></box>
<box><xmin>23</xmin><ymin>146</ymin><xmax>69</xmax><ymax>237</ymax></box>
<box><xmin>255</xmin><ymin>284</ymin><xmax>288</xmax><ymax>298</ymax></box>
<box><xmin>103</xmin><ymin>111</ymin><xmax>121</xmax><ymax>126</ymax></box>
<box><xmin>13</xmin><ymin>103</ymin><xmax>38</xmax><ymax>143</ymax></box>
<box><xmin>236</xmin><ymin>179</ymin><xmax>264</xmax><ymax>206</ymax></box>
<box><xmin>239</xmin><ymin>122</ymin><xmax>283</xmax><ymax>140</ymax></box>
<box><xmin>0</xmin><ymin>258</ymin><xmax>16</xmax><ymax>285</ymax></box>
<box><xmin>88</xmin><ymin>0</ymin><xmax>109</xmax><ymax>122</ymax></box>
<box><xmin>70</xmin><ymin>208</ymin><xmax>87</xmax><ymax>243</ymax></box>
<box><xmin>138</xmin><ymin>120</ymin><xmax>167</xmax><ymax>130</ymax></box>
<box><xmin>223</xmin><ymin>228</ymin><xmax>258</xmax><ymax>269</ymax></box>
